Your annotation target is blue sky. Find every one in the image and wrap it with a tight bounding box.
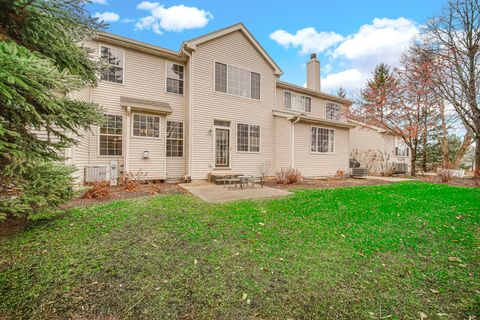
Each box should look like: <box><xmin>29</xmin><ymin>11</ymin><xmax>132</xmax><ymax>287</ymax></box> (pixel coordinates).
<box><xmin>87</xmin><ymin>0</ymin><xmax>446</xmax><ymax>94</ymax></box>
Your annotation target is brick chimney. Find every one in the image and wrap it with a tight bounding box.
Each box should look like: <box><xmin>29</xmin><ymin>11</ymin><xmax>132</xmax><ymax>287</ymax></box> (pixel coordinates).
<box><xmin>307</xmin><ymin>53</ymin><xmax>320</xmax><ymax>91</ymax></box>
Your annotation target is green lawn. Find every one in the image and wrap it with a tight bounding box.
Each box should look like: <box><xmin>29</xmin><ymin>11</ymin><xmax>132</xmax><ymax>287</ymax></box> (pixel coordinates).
<box><xmin>0</xmin><ymin>182</ymin><xmax>479</xmax><ymax>319</ymax></box>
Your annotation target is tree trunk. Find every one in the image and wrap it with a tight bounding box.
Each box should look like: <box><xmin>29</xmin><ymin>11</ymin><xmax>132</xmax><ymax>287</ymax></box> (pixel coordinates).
<box><xmin>439</xmin><ymin>102</ymin><xmax>449</xmax><ymax>166</ymax></box>
<box><xmin>422</xmin><ymin>128</ymin><xmax>427</xmax><ymax>172</ymax></box>
<box><xmin>453</xmin><ymin>133</ymin><xmax>473</xmax><ymax>168</ymax></box>
<box><xmin>475</xmin><ymin>136</ymin><xmax>480</xmax><ymax>174</ymax></box>
<box><xmin>410</xmin><ymin>151</ymin><xmax>416</xmax><ymax>177</ymax></box>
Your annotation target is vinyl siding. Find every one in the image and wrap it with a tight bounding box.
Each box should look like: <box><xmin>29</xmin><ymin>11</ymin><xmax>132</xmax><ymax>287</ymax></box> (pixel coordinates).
<box><xmin>85</xmin><ymin>40</ymin><xmax>186</xmax><ymax>180</ymax></box>
<box><xmin>349</xmin><ymin>125</ymin><xmax>411</xmax><ymax>173</ymax></box>
<box><xmin>274</xmin><ymin>116</ymin><xmax>292</xmax><ymax>171</ymax></box>
<box><xmin>190</xmin><ymin>30</ymin><xmax>277</xmax><ymax>179</ymax></box>
<box><xmin>293</xmin><ymin>122</ymin><xmax>350</xmax><ymax>177</ymax></box>
<box><xmin>275</xmin><ymin>87</ymin><xmax>347</xmax><ymax>121</ymax></box>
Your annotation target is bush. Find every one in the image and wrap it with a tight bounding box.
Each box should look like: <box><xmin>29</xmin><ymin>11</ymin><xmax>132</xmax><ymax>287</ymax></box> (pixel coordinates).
<box><xmin>275</xmin><ymin>167</ymin><xmax>302</xmax><ymax>184</ymax></box>
<box><xmin>0</xmin><ymin>163</ymin><xmax>76</xmax><ymax>221</ymax></box>
<box><xmin>334</xmin><ymin>169</ymin><xmax>345</xmax><ymax>178</ymax></box>
<box><xmin>438</xmin><ymin>163</ymin><xmax>454</xmax><ymax>183</ymax></box>
<box><xmin>82</xmin><ymin>181</ymin><xmax>111</xmax><ymax>199</ymax></box>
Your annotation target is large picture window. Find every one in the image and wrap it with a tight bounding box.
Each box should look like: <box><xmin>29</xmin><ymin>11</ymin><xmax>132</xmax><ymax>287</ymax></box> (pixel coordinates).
<box><xmin>326</xmin><ymin>102</ymin><xmax>341</xmax><ymax>120</ymax></box>
<box><xmin>215</xmin><ymin>62</ymin><xmax>260</xmax><ymax>100</ymax></box>
<box><xmin>166</xmin><ymin>121</ymin><xmax>184</xmax><ymax>157</ymax></box>
<box><xmin>132</xmin><ymin>114</ymin><xmax>160</xmax><ymax>138</ymax></box>
<box><xmin>166</xmin><ymin>62</ymin><xmax>184</xmax><ymax>94</ymax></box>
<box><xmin>100</xmin><ymin>46</ymin><xmax>124</xmax><ymax>84</ymax></box>
<box><xmin>311</xmin><ymin>127</ymin><xmax>334</xmax><ymax>153</ymax></box>
<box><xmin>237</xmin><ymin>123</ymin><xmax>260</xmax><ymax>152</ymax></box>
<box><xmin>99</xmin><ymin>114</ymin><xmax>123</xmax><ymax>156</ymax></box>
<box><xmin>284</xmin><ymin>91</ymin><xmax>311</xmax><ymax>112</ymax></box>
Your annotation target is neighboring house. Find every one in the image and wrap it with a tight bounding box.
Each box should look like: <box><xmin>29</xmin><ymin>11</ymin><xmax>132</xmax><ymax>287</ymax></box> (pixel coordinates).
<box><xmin>65</xmin><ymin>23</ymin><xmax>355</xmax><ymax>183</ymax></box>
<box><xmin>348</xmin><ymin>119</ymin><xmax>411</xmax><ymax>174</ymax></box>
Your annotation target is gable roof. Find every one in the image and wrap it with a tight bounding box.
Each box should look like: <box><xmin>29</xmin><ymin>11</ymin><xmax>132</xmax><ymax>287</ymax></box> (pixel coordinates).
<box><xmin>183</xmin><ymin>23</ymin><xmax>283</xmax><ymax>76</ymax></box>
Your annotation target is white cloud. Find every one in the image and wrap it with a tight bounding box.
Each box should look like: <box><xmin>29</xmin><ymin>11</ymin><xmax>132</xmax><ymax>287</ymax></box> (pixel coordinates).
<box><xmin>121</xmin><ymin>18</ymin><xmax>136</xmax><ymax>24</ymax></box>
<box><xmin>271</xmin><ymin>17</ymin><xmax>420</xmax><ymax>93</ymax></box>
<box><xmin>321</xmin><ymin>68</ymin><xmax>367</xmax><ymax>93</ymax></box>
<box><xmin>269</xmin><ymin>28</ymin><xmax>344</xmax><ymax>55</ymax></box>
<box><xmin>90</xmin><ymin>0</ymin><xmax>108</xmax><ymax>4</ymax></box>
<box><xmin>135</xmin><ymin>1</ymin><xmax>213</xmax><ymax>34</ymax></box>
<box><xmin>94</xmin><ymin>11</ymin><xmax>120</xmax><ymax>22</ymax></box>
<box><xmin>332</xmin><ymin>17</ymin><xmax>420</xmax><ymax>68</ymax></box>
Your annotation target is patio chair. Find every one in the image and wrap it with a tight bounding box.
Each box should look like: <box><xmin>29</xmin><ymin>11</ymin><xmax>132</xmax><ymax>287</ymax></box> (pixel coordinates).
<box><xmin>250</xmin><ymin>176</ymin><xmax>264</xmax><ymax>188</ymax></box>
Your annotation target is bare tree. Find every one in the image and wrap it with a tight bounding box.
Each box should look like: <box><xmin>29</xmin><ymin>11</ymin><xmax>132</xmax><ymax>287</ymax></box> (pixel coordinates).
<box><xmin>423</xmin><ymin>0</ymin><xmax>480</xmax><ymax>172</ymax></box>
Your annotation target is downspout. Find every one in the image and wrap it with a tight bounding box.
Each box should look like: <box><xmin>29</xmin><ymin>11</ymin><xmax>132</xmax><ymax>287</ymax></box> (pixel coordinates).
<box><xmin>182</xmin><ymin>46</ymin><xmax>194</xmax><ymax>179</ymax></box>
<box><xmin>124</xmin><ymin>106</ymin><xmax>131</xmax><ymax>174</ymax></box>
<box><xmin>290</xmin><ymin>115</ymin><xmax>302</xmax><ymax>168</ymax></box>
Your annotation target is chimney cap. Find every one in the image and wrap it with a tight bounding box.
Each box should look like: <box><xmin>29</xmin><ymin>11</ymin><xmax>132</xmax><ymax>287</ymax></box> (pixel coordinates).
<box><xmin>310</xmin><ymin>53</ymin><xmax>317</xmax><ymax>60</ymax></box>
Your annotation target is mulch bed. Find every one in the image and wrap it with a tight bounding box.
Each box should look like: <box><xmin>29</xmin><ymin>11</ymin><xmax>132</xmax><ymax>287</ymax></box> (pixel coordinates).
<box><xmin>67</xmin><ymin>182</ymin><xmax>186</xmax><ymax>208</ymax></box>
<box><xmin>264</xmin><ymin>177</ymin><xmax>392</xmax><ymax>190</ymax></box>
<box><xmin>416</xmin><ymin>175</ymin><xmax>478</xmax><ymax>188</ymax></box>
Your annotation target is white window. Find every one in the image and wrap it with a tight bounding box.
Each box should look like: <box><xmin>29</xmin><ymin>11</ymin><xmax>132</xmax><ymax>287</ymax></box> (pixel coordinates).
<box><xmin>284</xmin><ymin>91</ymin><xmax>311</xmax><ymax>112</ymax></box>
<box><xmin>237</xmin><ymin>123</ymin><xmax>260</xmax><ymax>152</ymax></box>
<box><xmin>167</xmin><ymin>121</ymin><xmax>184</xmax><ymax>157</ymax></box>
<box><xmin>326</xmin><ymin>102</ymin><xmax>341</xmax><ymax>120</ymax></box>
<box><xmin>215</xmin><ymin>62</ymin><xmax>260</xmax><ymax>100</ymax></box>
<box><xmin>311</xmin><ymin>127</ymin><xmax>334</xmax><ymax>153</ymax></box>
<box><xmin>132</xmin><ymin>114</ymin><xmax>160</xmax><ymax>138</ymax></box>
<box><xmin>395</xmin><ymin>138</ymin><xmax>410</xmax><ymax>156</ymax></box>
<box><xmin>100</xmin><ymin>46</ymin><xmax>123</xmax><ymax>84</ymax></box>
<box><xmin>99</xmin><ymin>114</ymin><xmax>123</xmax><ymax>156</ymax></box>
<box><xmin>166</xmin><ymin>62</ymin><xmax>184</xmax><ymax>94</ymax></box>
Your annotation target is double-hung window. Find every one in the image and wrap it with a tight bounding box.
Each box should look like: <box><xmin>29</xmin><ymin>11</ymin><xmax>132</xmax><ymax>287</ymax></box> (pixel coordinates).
<box><xmin>166</xmin><ymin>121</ymin><xmax>184</xmax><ymax>157</ymax></box>
<box><xmin>99</xmin><ymin>114</ymin><xmax>123</xmax><ymax>156</ymax></box>
<box><xmin>166</xmin><ymin>62</ymin><xmax>184</xmax><ymax>94</ymax></box>
<box><xmin>326</xmin><ymin>102</ymin><xmax>341</xmax><ymax>120</ymax></box>
<box><xmin>215</xmin><ymin>62</ymin><xmax>260</xmax><ymax>100</ymax></box>
<box><xmin>100</xmin><ymin>46</ymin><xmax>124</xmax><ymax>84</ymax></box>
<box><xmin>284</xmin><ymin>92</ymin><xmax>311</xmax><ymax>112</ymax></box>
<box><xmin>132</xmin><ymin>114</ymin><xmax>160</xmax><ymax>138</ymax></box>
<box><xmin>237</xmin><ymin>123</ymin><xmax>260</xmax><ymax>152</ymax></box>
<box><xmin>311</xmin><ymin>127</ymin><xmax>334</xmax><ymax>153</ymax></box>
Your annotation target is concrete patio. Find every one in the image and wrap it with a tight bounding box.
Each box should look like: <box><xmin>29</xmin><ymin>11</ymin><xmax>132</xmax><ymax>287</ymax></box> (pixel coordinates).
<box><xmin>179</xmin><ymin>181</ymin><xmax>292</xmax><ymax>203</ymax></box>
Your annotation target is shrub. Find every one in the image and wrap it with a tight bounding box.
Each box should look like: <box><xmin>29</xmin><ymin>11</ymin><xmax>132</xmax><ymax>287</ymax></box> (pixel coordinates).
<box><xmin>334</xmin><ymin>169</ymin><xmax>345</xmax><ymax>178</ymax></box>
<box><xmin>82</xmin><ymin>182</ymin><xmax>111</xmax><ymax>200</ymax></box>
<box><xmin>0</xmin><ymin>163</ymin><xmax>76</xmax><ymax>221</ymax></box>
<box><xmin>119</xmin><ymin>170</ymin><xmax>148</xmax><ymax>192</ymax></box>
<box><xmin>438</xmin><ymin>163</ymin><xmax>454</xmax><ymax>183</ymax></box>
<box><xmin>275</xmin><ymin>167</ymin><xmax>302</xmax><ymax>184</ymax></box>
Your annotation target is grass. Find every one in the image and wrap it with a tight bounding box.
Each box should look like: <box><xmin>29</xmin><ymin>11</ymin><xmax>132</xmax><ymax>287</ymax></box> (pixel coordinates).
<box><xmin>0</xmin><ymin>182</ymin><xmax>479</xmax><ymax>319</ymax></box>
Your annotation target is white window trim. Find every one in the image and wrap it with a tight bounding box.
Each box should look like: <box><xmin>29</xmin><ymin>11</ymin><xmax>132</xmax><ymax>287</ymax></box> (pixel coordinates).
<box><xmin>212</xmin><ymin>123</ymin><xmax>232</xmax><ymax>169</ymax></box>
<box><xmin>213</xmin><ymin>60</ymin><xmax>261</xmax><ymax>101</ymax></box>
<box><xmin>99</xmin><ymin>44</ymin><xmax>125</xmax><ymax>86</ymax></box>
<box><xmin>235</xmin><ymin>122</ymin><xmax>261</xmax><ymax>153</ymax></box>
<box><xmin>130</xmin><ymin>113</ymin><xmax>161</xmax><ymax>140</ymax></box>
<box><xmin>325</xmin><ymin>102</ymin><xmax>341</xmax><ymax>121</ymax></box>
<box><xmin>98</xmin><ymin>114</ymin><xmax>124</xmax><ymax>157</ymax></box>
<box><xmin>165</xmin><ymin>60</ymin><xmax>185</xmax><ymax>96</ymax></box>
<box><xmin>166</xmin><ymin>120</ymin><xmax>185</xmax><ymax>158</ymax></box>
<box><xmin>310</xmin><ymin>125</ymin><xmax>335</xmax><ymax>155</ymax></box>
<box><xmin>283</xmin><ymin>90</ymin><xmax>312</xmax><ymax>113</ymax></box>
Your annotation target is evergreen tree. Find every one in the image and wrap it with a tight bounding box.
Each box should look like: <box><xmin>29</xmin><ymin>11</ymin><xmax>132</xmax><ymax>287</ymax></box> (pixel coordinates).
<box><xmin>0</xmin><ymin>0</ymin><xmax>103</xmax><ymax>220</ymax></box>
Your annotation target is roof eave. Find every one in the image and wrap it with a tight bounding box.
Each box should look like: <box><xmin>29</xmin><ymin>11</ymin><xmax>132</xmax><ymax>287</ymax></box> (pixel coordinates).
<box><xmin>276</xmin><ymin>81</ymin><xmax>353</xmax><ymax>105</ymax></box>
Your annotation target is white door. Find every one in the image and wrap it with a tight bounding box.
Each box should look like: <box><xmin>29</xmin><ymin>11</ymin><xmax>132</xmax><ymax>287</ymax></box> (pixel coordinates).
<box><xmin>215</xmin><ymin>127</ymin><xmax>230</xmax><ymax>168</ymax></box>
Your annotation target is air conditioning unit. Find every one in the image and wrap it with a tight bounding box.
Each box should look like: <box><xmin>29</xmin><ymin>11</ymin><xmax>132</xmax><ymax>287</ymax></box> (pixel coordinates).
<box><xmin>352</xmin><ymin>168</ymin><xmax>368</xmax><ymax>177</ymax></box>
<box><xmin>85</xmin><ymin>166</ymin><xmax>108</xmax><ymax>183</ymax></box>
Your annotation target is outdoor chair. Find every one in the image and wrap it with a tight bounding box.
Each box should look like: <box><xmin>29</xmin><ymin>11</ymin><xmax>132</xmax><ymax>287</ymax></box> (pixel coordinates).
<box><xmin>223</xmin><ymin>175</ymin><xmax>241</xmax><ymax>190</ymax></box>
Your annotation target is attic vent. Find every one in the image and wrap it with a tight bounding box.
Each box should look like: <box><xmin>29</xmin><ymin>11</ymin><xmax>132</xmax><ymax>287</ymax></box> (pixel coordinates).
<box><xmin>85</xmin><ymin>166</ymin><xmax>108</xmax><ymax>182</ymax></box>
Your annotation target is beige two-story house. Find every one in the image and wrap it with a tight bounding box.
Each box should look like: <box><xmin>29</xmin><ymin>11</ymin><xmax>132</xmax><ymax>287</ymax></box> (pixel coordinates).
<box><xmin>66</xmin><ymin>23</ymin><xmax>355</xmax><ymax>183</ymax></box>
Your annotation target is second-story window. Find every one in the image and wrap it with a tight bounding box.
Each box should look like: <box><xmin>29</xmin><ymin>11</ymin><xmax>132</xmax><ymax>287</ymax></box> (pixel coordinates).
<box><xmin>215</xmin><ymin>62</ymin><xmax>260</xmax><ymax>100</ymax></box>
<box><xmin>100</xmin><ymin>46</ymin><xmax>124</xmax><ymax>84</ymax></box>
<box><xmin>166</xmin><ymin>62</ymin><xmax>184</xmax><ymax>95</ymax></box>
<box><xmin>326</xmin><ymin>102</ymin><xmax>341</xmax><ymax>121</ymax></box>
<box><xmin>284</xmin><ymin>92</ymin><xmax>311</xmax><ymax>112</ymax></box>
